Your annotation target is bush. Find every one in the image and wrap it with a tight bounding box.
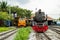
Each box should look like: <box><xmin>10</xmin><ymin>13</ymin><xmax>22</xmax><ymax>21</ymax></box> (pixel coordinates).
<box><xmin>14</xmin><ymin>27</ymin><xmax>32</xmax><ymax>40</ymax></box>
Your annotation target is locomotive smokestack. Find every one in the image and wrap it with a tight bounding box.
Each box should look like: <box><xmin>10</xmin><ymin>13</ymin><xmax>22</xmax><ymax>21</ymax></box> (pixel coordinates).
<box><xmin>35</xmin><ymin>8</ymin><xmax>38</xmax><ymax>12</ymax></box>
<box><xmin>38</xmin><ymin>9</ymin><xmax>41</xmax><ymax>14</ymax></box>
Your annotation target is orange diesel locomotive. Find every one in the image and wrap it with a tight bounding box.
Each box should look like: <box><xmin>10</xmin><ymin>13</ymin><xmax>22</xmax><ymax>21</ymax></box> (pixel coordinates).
<box><xmin>18</xmin><ymin>18</ymin><xmax>26</xmax><ymax>27</ymax></box>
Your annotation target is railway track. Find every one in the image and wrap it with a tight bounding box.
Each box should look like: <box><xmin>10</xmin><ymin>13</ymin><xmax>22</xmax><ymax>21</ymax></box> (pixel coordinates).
<box><xmin>49</xmin><ymin>27</ymin><xmax>60</xmax><ymax>34</ymax></box>
<box><xmin>0</xmin><ymin>29</ymin><xmax>16</xmax><ymax>36</ymax></box>
<box><xmin>29</xmin><ymin>29</ymin><xmax>60</xmax><ymax>40</ymax></box>
<box><xmin>49</xmin><ymin>25</ymin><xmax>60</xmax><ymax>34</ymax></box>
<box><xmin>35</xmin><ymin>33</ymin><xmax>51</xmax><ymax>40</ymax></box>
<box><xmin>49</xmin><ymin>25</ymin><xmax>60</xmax><ymax>29</ymax></box>
<box><xmin>0</xmin><ymin>29</ymin><xmax>17</xmax><ymax>40</ymax></box>
<box><xmin>49</xmin><ymin>29</ymin><xmax>60</xmax><ymax>39</ymax></box>
<box><xmin>43</xmin><ymin>33</ymin><xmax>51</xmax><ymax>40</ymax></box>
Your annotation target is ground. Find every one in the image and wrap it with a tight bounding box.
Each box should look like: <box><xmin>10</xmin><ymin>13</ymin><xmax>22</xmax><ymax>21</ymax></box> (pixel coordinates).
<box><xmin>29</xmin><ymin>25</ymin><xmax>60</xmax><ymax>40</ymax></box>
<box><xmin>0</xmin><ymin>25</ymin><xmax>60</xmax><ymax>40</ymax></box>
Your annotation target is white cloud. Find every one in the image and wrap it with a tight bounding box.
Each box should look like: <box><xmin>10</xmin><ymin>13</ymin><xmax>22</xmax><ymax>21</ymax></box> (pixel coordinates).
<box><xmin>21</xmin><ymin>0</ymin><xmax>60</xmax><ymax>19</ymax></box>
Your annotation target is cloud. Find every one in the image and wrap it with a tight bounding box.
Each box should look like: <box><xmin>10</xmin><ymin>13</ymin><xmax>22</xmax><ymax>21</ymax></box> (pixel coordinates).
<box><xmin>21</xmin><ymin>0</ymin><xmax>60</xmax><ymax>19</ymax></box>
<box><xmin>0</xmin><ymin>0</ymin><xmax>60</xmax><ymax>19</ymax></box>
<box><xmin>16</xmin><ymin>0</ymin><xmax>30</xmax><ymax>4</ymax></box>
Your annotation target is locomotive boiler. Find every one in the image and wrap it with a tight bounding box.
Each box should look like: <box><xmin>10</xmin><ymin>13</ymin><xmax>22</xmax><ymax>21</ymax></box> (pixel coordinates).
<box><xmin>32</xmin><ymin>9</ymin><xmax>48</xmax><ymax>33</ymax></box>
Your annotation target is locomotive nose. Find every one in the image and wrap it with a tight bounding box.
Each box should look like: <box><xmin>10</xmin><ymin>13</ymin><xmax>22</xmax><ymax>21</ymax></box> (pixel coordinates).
<box><xmin>32</xmin><ymin>24</ymin><xmax>48</xmax><ymax>33</ymax></box>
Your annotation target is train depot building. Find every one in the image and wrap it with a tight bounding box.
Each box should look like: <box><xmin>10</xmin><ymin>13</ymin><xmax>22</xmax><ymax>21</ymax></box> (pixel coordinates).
<box><xmin>47</xmin><ymin>16</ymin><xmax>54</xmax><ymax>25</ymax></box>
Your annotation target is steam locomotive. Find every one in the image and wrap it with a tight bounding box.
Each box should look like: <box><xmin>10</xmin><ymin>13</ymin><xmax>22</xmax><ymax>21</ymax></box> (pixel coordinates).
<box><xmin>32</xmin><ymin>9</ymin><xmax>48</xmax><ymax>33</ymax></box>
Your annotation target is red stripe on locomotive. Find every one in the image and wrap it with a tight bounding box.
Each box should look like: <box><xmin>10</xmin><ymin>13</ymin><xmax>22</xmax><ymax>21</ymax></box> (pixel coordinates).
<box><xmin>32</xmin><ymin>25</ymin><xmax>48</xmax><ymax>32</ymax></box>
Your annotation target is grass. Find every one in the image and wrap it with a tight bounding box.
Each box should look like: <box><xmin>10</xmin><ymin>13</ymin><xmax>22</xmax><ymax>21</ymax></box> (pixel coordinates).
<box><xmin>0</xmin><ymin>27</ymin><xmax>14</xmax><ymax>32</ymax></box>
<box><xmin>14</xmin><ymin>27</ymin><xmax>32</xmax><ymax>40</ymax></box>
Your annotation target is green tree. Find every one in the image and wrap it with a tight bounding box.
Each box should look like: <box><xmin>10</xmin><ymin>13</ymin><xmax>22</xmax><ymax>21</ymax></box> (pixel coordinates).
<box><xmin>0</xmin><ymin>12</ymin><xmax>14</xmax><ymax>20</ymax></box>
<box><xmin>10</xmin><ymin>6</ymin><xmax>32</xmax><ymax>18</ymax></box>
<box><xmin>25</xmin><ymin>10</ymin><xmax>32</xmax><ymax>19</ymax></box>
<box><xmin>0</xmin><ymin>1</ymin><xmax>8</xmax><ymax>12</ymax></box>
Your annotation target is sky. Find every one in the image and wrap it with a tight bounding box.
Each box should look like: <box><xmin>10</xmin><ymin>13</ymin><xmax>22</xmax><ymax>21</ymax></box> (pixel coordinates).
<box><xmin>0</xmin><ymin>0</ymin><xmax>60</xmax><ymax>19</ymax></box>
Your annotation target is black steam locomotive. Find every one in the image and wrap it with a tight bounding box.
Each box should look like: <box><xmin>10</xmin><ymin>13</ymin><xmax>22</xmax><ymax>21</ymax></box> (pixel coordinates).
<box><xmin>32</xmin><ymin>9</ymin><xmax>48</xmax><ymax>33</ymax></box>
